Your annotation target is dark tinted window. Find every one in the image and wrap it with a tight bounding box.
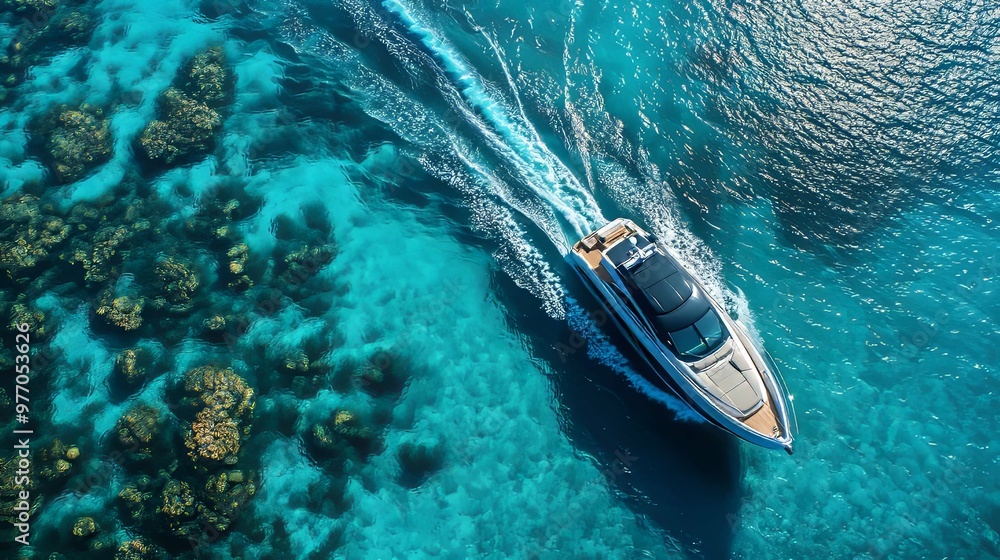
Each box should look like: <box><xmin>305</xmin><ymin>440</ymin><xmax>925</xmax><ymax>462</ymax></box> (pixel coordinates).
<box><xmin>669</xmin><ymin>326</ymin><xmax>707</xmax><ymax>357</ymax></box>
<box><xmin>694</xmin><ymin>310</ymin><xmax>725</xmax><ymax>351</ymax></box>
<box><xmin>669</xmin><ymin>310</ymin><xmax>727</xmax><ymax>359</ymax></box>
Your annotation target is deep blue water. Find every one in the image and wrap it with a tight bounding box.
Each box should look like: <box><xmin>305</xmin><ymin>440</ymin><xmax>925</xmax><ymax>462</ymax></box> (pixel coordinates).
<box><xmin>1</xmin><ymin>0</ymin><xmax>998</xmax><ymax>558</ymax></box>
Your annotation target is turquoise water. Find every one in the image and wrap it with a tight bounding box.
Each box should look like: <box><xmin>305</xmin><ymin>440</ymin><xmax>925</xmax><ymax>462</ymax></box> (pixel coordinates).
<box><xmin>0</xmin><ymin>0</ymin><xmax>997</xmax><ymax>558</ymax></box>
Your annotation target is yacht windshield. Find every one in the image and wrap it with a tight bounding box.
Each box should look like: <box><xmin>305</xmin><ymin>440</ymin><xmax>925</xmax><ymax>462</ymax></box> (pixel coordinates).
<box><xmin>668</xmin><ymin>309</ymin><xmax>727</xmax><ymax>359</ymax></box>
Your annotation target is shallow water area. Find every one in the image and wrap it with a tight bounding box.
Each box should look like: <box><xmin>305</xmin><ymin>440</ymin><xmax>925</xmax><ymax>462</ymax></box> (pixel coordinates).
<box><xmin>0</xmin><ymin>0</ymin><xmax>997</xmax><ymax>558</ymax></box>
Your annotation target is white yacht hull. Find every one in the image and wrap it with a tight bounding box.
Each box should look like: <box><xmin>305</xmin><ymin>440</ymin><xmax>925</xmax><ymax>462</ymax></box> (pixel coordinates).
<box><xmin>569</xmin><ymin>219</ymin><xmax>795</xmax><ymax>454</ymax></box>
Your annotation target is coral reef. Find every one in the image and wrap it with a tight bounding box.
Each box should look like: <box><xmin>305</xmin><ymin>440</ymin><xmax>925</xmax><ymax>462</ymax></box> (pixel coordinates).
<box><xmin>345</xmin><ymin>350</ymin><xmax>405</xmax><ymax>397</ymax></box>
<box><xmin>290</xmin><ymin>374</ymin><xmax>321</xmax><ymax>399</ymax></box>
<box><xmin>67</xmin><ymin>225</ymin><xmax>133</xmax><ymax>284</ymax></box>
<box><xmin>137</xmin><ymin>46</ymin><xmax>231</xmax><ymax>164</ymax></box>
<box><xmin>117</xmin><ymin>483</ymin><xmax>153</xmax><ymax>524</ymax></box>
<box><xmin>8</xmin><ymin>302</ymin><xmax>46</xmax><ymax>337</ymax></box>
<box><xmin>183</xmin><ymin>46</ymin><xmax>229</xmax><ymax>108</ymax></box>
<box><xmin>1</xmin><ymin>3</ymin><xmax>94</xmax><ymax>101</ymax></box>
<box><xmin>185</xmin><ymin>408</ymin><xmax>241</xmax><ymax>465</ymax></box>
<box><xmin>311</xmin><ymin>409</ymin><xmax>374</xmax><ymax>453</ymax></box>
<box><xmin>282</xmin><ymin>243</ymin><xmax>338</xmax><ymax>283</ymax></box>
<box><xmin>181</xmin><ymin>366</ymin><xmax>255</xmax><ymax>466</ymax></box>
<box><xmin>115</xmin><ymin>347</ymin><xmax>154</xmax><ymax>384</ymax></box>
<box><xmin>0</xmin><ymin>194</ymin><xmax>69</xmax><ymax>278</ymax></box>
<box><xmin>138</xmin><ymin>88</ymin><xmax>221</xmax><ymax>164</ymax></box>
<box><xmin>354</xmin><ymin>362</ymin><xmax>384</xmax><ymax>387</ymax></box>
<box><xmin>72</xmin><ymin>516</ymin><xmax>99</xmax><ymax>538</ymax></box>
<box><xmin>114</xmin><ymin>537</ymin><xmax>166</xmax><ymax>560</ymax></box>
<box><xmin>116</xmin><ymin>405</ymin><xmax>162</xmax><ymax>461</ymax></box>
<box><xmin>117</xmin><ymin>466</ymin><xmax>257</xmax><ymax>543</ymax></box>
<box><xmin>96</xmin><ymin>291</ymin><xmax>145</xmax><ymax>331</ymax></box>
<box><xmin>203</xmin><ymin>315</ymin><xmax>226</xmax><ymax>331</ymax></box>
<box><xmin>183</xmin><ymin>366</ymin><xmax>255</xmax><ymax>418</ymax></box>
<box><xmin>0</xmin><ymin>454</ymin><xmax>36</xmax><ymax>526</ymax></box>
<box><xmin>4</xmin><ymin>0</ymin><xmax>58</xmax><ymax>17</ymax></box>
<box><xmin>56</xmin><ymin>10</ymin><xmax>92</xmax><ymax>42</ymax></box>
<box><xmin>199</xmin><ymin>471</ymin><xmax>256</xmax><ymax>532</ymax></box>
<box><xmin>159</xmin><ymin>479</ymin><xmax>196</xmax><ymax>520</ymax></box>
<box><xmin>47</xmin><ymin>106</ymin><xmax>112</xmax><ymax>183</ymax></box>
<box><xmin>284</xmin><ymin>350</ymin><xmax>309</xmax><ymax>373</ymax></box>
<box><xmin>332</xmin><ymin>410</ymin><xmax>372</xmax><ymax>440</ymax></box>
<box><xmin>37</xmin><ymin>438</ymin><xmax>80</xmax><ymax>480</ymax></box>
<box><xmin>155</xmin><ymin>256</ymin><xmax>200</xmax><ymax>305</ymax></box>
<box><xmin>225</xmin><ymin>243</ymin><xmax>252</xmax><ymax>290</ymax></box>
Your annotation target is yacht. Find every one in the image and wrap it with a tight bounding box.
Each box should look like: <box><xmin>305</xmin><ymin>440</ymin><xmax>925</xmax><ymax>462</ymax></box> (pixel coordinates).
<box><xmin>570</xmin><ymin>218</ymin><xmax>796</xmax><ymax>454</ymax></box>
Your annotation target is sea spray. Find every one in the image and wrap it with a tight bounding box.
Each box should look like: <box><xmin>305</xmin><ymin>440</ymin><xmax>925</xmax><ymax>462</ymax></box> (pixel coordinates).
<box><xmin>381</xmin><ymin>0</ymin><xmax>606</xmax><ymax>241</ymax></box>
<box><xmin>563</xmin><ymin>296</ymin><xmax>705</xmax><ymax>423</ymax></box>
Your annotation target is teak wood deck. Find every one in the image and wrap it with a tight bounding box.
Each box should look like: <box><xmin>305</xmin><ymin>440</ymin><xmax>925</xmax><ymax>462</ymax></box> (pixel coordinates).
<box><xmin>742</xmin><ymin>398</ymin><xmax>780</xmax><ymax>436</ymax></box>
<box><xmin>573</xmin><ymin>222</ymin><xmax>636</xmax><ymax>281</ymax></box>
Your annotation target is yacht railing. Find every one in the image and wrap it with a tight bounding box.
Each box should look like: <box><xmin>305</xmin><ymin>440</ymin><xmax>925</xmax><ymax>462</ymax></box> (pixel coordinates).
<box><xmin>761</xmin><ymin>347</ymin><xmax>800</xmax><ymax>437</ymax></box>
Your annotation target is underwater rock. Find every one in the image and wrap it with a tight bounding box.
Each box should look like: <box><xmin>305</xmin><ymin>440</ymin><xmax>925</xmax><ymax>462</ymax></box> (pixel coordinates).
<box><xmin>348</xmin><ymin>350</ymin><xmax>406</xmax><ymax>397</ymax></box>
<box><xmin>72</xmin><ymin>516</ymin><xmax>99</xmax><ymax>538</ymax></box>
<box><xmin>5</xmin><ymin>0</ymin><xmax>58</xmax><ymax>16</ymax></box>
<box><xmin>222</xmin><ymin>199</ymin><xmax>240</xmax><ymax>218</ymax></box>
<box><xmin>96</xmin><ymin>291</ymin><xmax>145</xmax><ymax>331</ymax></box>
<box><xmin>37</xmin><ymin>438</ymin><xmax>76</xmax><ymax>480</ymax></box>
<box><xmin>114</xmin><ymin>537</ymin><xmax>166</xmax><ymax>560</ymax></box>
<box><xmin>290</xmin><ymin>375</ymin><xmax>321</xmax><ymax>399</ymax></box>
<box><xmin>65</xmin><ymin>446</ymin><xmax>79</xmax><ymax>460</ymax></box>
<box><xmin>155</xmin><ymin>256</ymin><xmax>200</xmax><ymax>305</ymax></box>
<box><xmin>115</xmin><ymin>347</ymin><xmax>154</xmax><ymax>384</ymax></box>
<box><xmin>116</xmin><ymin>404</ymin><xmax>162</xmax><ymax>460</ymax></box>
<box><xmin>47</xmin><ymin>106</ymin><xmax>112</xmax><ymax>183</ymax></box>
<box><xmin>138</xmin><ymin>88</ymin><xmax>221</xmax><ymax>164</ymax></box>
<box><xmin>203</xmin><ymin>315</ymin><xmax>226</xmax><ymax>331</ymax></box>
<box><xmin>284</xmin><ymin>350</ymin><xmax>309</xmax><ymax>373</ymax></box>
<box><xmin>56</xmin><ymin>10</ymin><xmax>92</xmax><ymax>42</ymax></box>
<box><xmin>333</xmin><ymin>410</ymin><xmax>373</xmax><ymax>440</ymax></box>
<box><xmin>397</xmin><ymin>440</ymin><xmax>445</xmax><ymax>488</ymax></box>
<box><xmin>353</xmin><ymin>362</ymin><xmax>384</xmax><ymax>388</ymax></box>
<box><xmin>282</xmin><ymin>243</ymin><xmax>338</xmax><ymax>283</ymax></box>
<box><xmin>0</xmin><ymin>194</ymin><xmax>70</xmax><ymax>278</ymax></box>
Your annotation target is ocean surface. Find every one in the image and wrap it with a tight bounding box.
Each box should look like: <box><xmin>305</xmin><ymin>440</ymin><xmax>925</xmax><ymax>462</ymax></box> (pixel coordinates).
<box><xmin>0</xmin><ymin>0</ymin><xmax>997</xmax><ymax>558</ymax></box>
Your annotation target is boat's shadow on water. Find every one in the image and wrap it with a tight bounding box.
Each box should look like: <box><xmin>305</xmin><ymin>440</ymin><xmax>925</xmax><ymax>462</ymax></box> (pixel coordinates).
<box><xmin>493</xmin><ymin>265</ymin><xmax>743</xmax><ymax>560</ymax></box>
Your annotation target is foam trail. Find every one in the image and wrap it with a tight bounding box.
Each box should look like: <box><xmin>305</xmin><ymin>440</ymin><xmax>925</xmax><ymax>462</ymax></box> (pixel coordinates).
<box><xmin>382</xmin><ymin>0</ymin><xmax>606</xmax><ymax>242</ymax></box>
<box><xmin>565</xmin><ymin>297</ymin><xmax>704</xmax><ymax>422</ymax></box>
<box><xmin>261</xmin><ymin>0</ymin><xmax>571</xmax><ymax>314</ymax></box>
